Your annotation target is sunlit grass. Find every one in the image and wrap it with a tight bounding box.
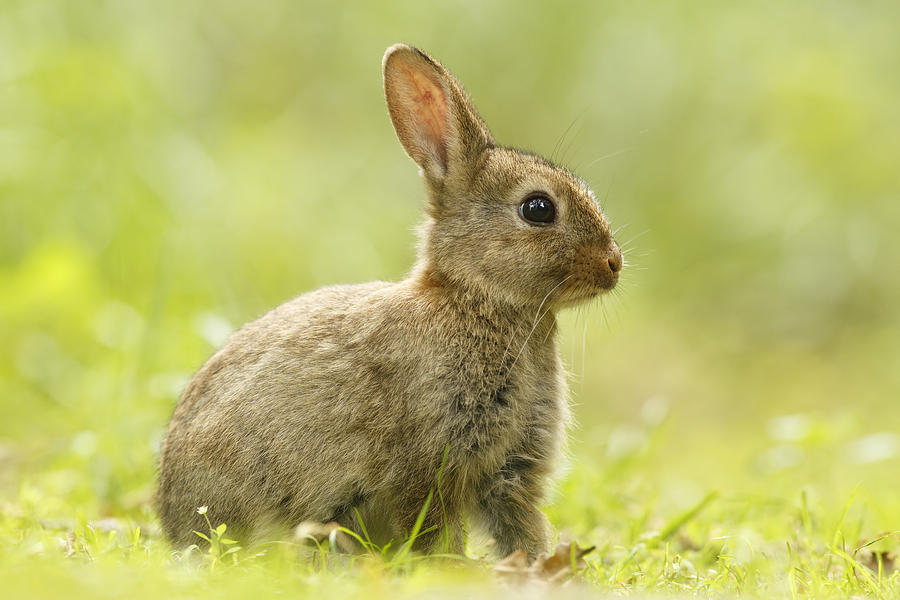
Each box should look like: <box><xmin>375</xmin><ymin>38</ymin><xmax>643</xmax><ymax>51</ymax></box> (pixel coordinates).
<box><xmin>3</xmin><ymin>443</ymin><xmax>898</xmax><ymax>599</ymax></box>
<box><xmin>3</xmin><ymin>398</ymin><xmax>899</xmax><ymax>598</ymax></box>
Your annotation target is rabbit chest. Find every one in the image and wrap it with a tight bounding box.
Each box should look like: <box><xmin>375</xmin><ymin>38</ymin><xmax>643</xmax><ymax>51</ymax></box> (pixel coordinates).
<box><xmin>347</xmin><ymin>287</ymin><xmax>569</xmax><ymax>490</ymax></box>
<box><xmin>443</xmin><ymin>316</ymin><xmax>565</xmax><ymax>462</ymax></box>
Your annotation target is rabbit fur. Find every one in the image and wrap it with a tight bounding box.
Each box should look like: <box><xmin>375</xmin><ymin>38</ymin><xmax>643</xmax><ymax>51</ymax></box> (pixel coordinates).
<box><xmin>157</xmin><ymin>43</ymin><xmax>622</xmax><ymax>559</ymax></box>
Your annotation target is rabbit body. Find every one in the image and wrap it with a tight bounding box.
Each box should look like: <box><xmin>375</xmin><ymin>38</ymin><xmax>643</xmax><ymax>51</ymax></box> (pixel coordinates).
<box><xmin>157</xmin><ymin>44</ymin><xmax>622</xmax><ymax>558</ymax></box>
<box><xmin>158</xmin><ymin>275</ymin><xmax>564</xmax><ymax>556</ymax></box>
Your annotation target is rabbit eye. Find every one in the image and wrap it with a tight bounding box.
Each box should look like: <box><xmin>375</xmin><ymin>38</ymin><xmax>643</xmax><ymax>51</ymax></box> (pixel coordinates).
<box><xmin>519</xmin><ymin>194</ymin><xmax>556</xmax><ymax>225</ymax></box>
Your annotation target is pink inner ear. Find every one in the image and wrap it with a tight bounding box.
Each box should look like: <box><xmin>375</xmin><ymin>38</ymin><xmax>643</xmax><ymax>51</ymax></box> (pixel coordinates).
<box><xmin>399</xmin><ymin>65</ymin><xmax>449</xmax><ymax>167</ymax></box>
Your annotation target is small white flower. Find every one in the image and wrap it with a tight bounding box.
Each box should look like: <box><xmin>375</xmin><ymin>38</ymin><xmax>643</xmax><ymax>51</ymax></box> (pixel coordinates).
<box><xmin>197</xmin><ymin>506</ymin><xmax>208</xmax><ymax>515</ymax></box>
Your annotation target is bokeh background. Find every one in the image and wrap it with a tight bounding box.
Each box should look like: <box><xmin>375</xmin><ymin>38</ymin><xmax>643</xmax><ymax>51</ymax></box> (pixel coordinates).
<box><xmin>1</xmin><ymin>0</ymin><xmax>898</xmax><ymax>552</ymax></box>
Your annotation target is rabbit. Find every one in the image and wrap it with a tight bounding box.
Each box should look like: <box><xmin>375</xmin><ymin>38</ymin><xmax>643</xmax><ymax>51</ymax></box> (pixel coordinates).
<box><xmin>156</xmin><ymin>43</ymin><xmax>623</xmax><ymax>559</ymax></box>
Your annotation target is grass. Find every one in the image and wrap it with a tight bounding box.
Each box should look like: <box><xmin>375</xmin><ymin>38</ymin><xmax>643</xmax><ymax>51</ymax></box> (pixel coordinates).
<box><xmin>2</xmin><ymin>408</ymin><xmax>898</xmax><ymax>599</ymax></box>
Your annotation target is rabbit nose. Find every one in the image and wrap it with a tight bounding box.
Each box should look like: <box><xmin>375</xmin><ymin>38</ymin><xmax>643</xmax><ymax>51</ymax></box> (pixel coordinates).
<box><xmin>606</xmin><ymin>245</ymin><xmax>623</xmax><ymax>274</ymax></box>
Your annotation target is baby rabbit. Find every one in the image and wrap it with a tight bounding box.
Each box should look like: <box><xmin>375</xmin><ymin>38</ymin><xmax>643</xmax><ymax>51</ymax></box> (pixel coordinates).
<box><xmin>157</xmin><ymin>44</ymin><xmax>622</xmax><ymax>559</ymax></box>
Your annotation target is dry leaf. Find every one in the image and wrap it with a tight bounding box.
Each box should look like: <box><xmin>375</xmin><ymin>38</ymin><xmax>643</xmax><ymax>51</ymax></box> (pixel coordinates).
<box><xmin>856</xmin><ymin>531</ymin><xmax>898</xmax><ymax>576</ymax></box>
<box><xmin>495</xmin><ymin>542</ymin><xmax>595</xmax><ymax>584</ymax></box>
<box><xmin>859</xmin><ymin>549</ymin><xmax>897</xmax><ymax>575</ymax></box>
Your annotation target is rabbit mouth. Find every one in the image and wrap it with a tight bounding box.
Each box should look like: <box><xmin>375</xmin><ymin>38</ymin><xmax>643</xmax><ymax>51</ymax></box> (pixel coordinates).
<box><xmin>556</xmin><ymin>275</ymin><xmax>617</xmax><ymax>305</ymax></box>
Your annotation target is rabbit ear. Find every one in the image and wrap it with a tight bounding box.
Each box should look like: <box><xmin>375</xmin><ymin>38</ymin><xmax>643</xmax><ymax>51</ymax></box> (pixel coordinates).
<box><xmin>383</xmin><ymin>44</ymin><xmax>494</xmax><ymax>182</ymax></box>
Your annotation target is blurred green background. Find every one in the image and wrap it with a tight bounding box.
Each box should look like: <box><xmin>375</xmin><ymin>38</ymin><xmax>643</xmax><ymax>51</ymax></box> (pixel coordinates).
<box><xmin>1</xmin><ymin>0</ymin><xmax>898</xmax><ymax>548</ymax></box>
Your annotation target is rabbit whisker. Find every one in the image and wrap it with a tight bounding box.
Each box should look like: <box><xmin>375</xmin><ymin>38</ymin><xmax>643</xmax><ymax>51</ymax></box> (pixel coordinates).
<box><xmin>618</xmin><ymin>229</ymin><xmax>651</xmax><ymax>248</ymax></box>
<box><xmin>582</xmin><ymin>146</ymin><xmax>633</xmax><ymax>170</ymax></box>
<box><xmin>581</xmin><ymin>304</ymin><xmax>589</xmax><ymax>384</ymax></box>
<box><xmin>613</xmin><ymin>223</ymin><xmax>630</xmax><ymax>237</ymax></box>
<box><xmin>498</xmin><ymin>321</ymin><xmax>524</xmax><ymax>374</ymax></box>
<box><xmin>504</xmin><ymin>275</ymin><xmax>574</xmax><ymax>378</ymax></box>
<box><xmin>551</xmin><ymin>108</ymin><xmax>588</xmax><ymax>163</ymax></box>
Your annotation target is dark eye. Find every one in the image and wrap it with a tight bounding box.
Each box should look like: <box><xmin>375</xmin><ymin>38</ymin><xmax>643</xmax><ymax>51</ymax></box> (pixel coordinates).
<box><xmin>519</xmin><ymin>194</ymin><xmax>556</xmax><ymax>225</ymax></box>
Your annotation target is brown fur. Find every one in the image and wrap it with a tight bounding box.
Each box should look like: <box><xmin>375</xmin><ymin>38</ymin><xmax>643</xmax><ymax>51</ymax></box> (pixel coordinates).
<box><xmin>156</xmin><ymin>44</ymin><xmax>622</xmax><ymax>559</ymax></box>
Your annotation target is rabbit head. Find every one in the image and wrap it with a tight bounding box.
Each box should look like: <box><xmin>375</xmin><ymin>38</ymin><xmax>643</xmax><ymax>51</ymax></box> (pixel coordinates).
<box><xmin>384</xmin><ymin>44</ymin><xmax>622</xmax><ymax>310</ymax></box>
